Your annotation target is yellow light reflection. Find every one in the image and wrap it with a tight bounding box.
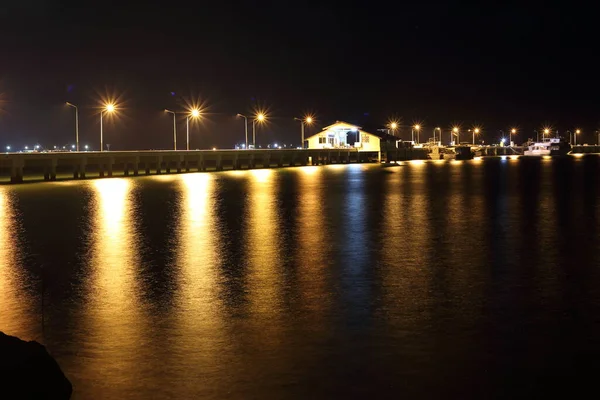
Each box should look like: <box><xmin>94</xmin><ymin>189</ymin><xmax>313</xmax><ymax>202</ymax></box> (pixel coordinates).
<box><xmin>174</xmin><ymin>174</ymin><xmax>222</xmax><ymax>348</ymax></box>
<box><xmin>326</xmin><ymin>164</ymin><xmax>346</xmax><ymax>170</ymax></box>
<box><xmin>410</xmin><ymin>159</ymin><xmax>425</xmax><ymax>165</ymax></box>
<box><xmin>250</xmin><ymin>168</ymin><xmax>273</xmax><ymax>183</ymax></box>
<box><xmin>300</xmin><ymin>166</ymin><xmax>319</xmax><ymax>175</ymax></box>
<box><xmin>572</xmin><ymin>153</ymin><xmax>584</xmax><ymax>158</ymax></box>
<box><xmin>84</xmin><ymin>179</ymin><xmax>140</xmax><ymax>377</ymax></box>
<box><xmin>510</xmin><ymin>155</ymin><xmax>519</xmax><ymax>161</ymax></box>
<box><xmin>0</xmin><ymin>189</ymin><xmax>36</xmax><ymax>339</ymax></box>
<box><xmin>295</xmin><ymin>167</ymin><xmax>330</xmax><ymax>317</ymax></box>
<box><xmin>247</xmin><ymin>169</ymin><xmax>283</xmax><ymax>319</ymax></box>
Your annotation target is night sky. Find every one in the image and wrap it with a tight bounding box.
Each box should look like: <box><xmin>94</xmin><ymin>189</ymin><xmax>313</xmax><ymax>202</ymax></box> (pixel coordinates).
<box><xmin>0</xmin><ymin>2</ymin><xmax>598</xmax><ymax>149</ymax></box>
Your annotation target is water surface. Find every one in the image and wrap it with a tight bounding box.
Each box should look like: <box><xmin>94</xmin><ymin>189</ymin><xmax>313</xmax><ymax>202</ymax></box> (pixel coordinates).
<box><xmin>1</xmin><ymin>157</ymin><xmax>599</xmax><ymax>399</ymax></box>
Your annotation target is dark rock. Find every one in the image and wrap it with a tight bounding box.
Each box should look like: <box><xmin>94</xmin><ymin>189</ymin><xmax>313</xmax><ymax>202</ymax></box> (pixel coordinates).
<box><xmin>0</xmin><ymin>331</ymin><xmax>72</xmax><ymax>399</ymax></box>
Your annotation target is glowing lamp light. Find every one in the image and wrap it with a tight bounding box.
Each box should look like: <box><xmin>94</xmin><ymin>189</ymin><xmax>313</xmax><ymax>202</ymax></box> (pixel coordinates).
<box><xmin>414</xmin><ymin>124</ymin><xmax>421</xmax><ymax>130</ymax></box>
<box><xmin>105</xmin><ymin>103</ymin><xmax>116</xmax><ymax>113</ymax></box>
<box><xmin>453</xmin><ymin>127</ymin><xmax>459</xmax><ymax>133</ymax></box>
<box><xmin>390</xmin><ymin>122</ymin><xmax>398</xmax><ymax>129</ymax></box>
<box><xmin>190</xmin><ymin>109</ymin><xmax>200</xmax><ymax>118</ymax></box>
<box><xmin>511</xmin><ymin>128</ymin><xmax>517</xmax><ymax>134</ymax></box>
<box><xmin>576</xmin><ymin>129</ymin><xmax>581</xmax><ymax>134</ymax></box>
<box><xmin>544</xmin><ymin>129</ymin><xmax>550</xmax><ymax>134</ymax></box>
<box><xmin>85</xmin><ymin>145</ymin><xmax>89</xmax><ymax>150</ymax></box>
<box><xmin>257</xmin><ymin>113</ymin><xmax>265</xmax><ymax>122</ymax></box>
<box><xmin>306</xmin><ymin>116</ymin><xmax>313</xmax><ymax>124</ymax></box>
<box><xmin>474</xmin><ymin>128</ymin><xmax>480</xmax><ymax>134</ymax></box>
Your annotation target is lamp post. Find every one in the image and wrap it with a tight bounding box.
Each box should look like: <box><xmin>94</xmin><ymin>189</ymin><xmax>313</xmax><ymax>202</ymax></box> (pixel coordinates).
<box><xmin>236</xmin><ymin>114</ymin><xmax>249</xmax><ymax>149</ymax></box>
<box><xmin>100</xmin><ymin>103</ymin><xmax>116</xmax><ymax>152</ymax></box>
<box><xmin>389</xmin><ymin>122</ymin><xmax>398</xmax><ymax>136</ymax></box>
<box><xmin>252</xmin><ymin>113</ymin><xmax>266</xmax><ymax>148</ymax></box>
<box><xmin>434</xmin><ymin>127</ymin><xmax>441</xmax><ymax>144</ymax></box>
<box><xmin>164</xmin><ymin>109</ymin><xmax>177</xmax><ymax>150</ymax></box>
<box><xmin>575</xmin><ymin>129</ymin><xmax>581</xmax><ymax>146</ymax></box>
<box><xmin>452</xmin><ymin>127</ymin><xmax>459</xmax><ymax>145</ymax></box>
<box><xmin>510</xmin><ymin>128</ymin><xmax>516</xmax><ymax>147</ymax></box>
<box><xmin>294</xmin><ymin>116</ymin><xmax>313</xmax><ymax>148</ymax></box>
<box><xmin>66</xmin><ymin>102</ymin><xmax>79</xmax><ymax>151</ymax></box>
<box><xmin>543</xmin><ymin>128</ymin><xmax>549</xmax><ymax>141</ymax></box>
<box><xmin>186</xmin><ymin>109</ymin><xmax>200</xmax><ymax>150</ymax></box>
<box><xmin>472</xmin><ymin>128</ymin><xmax>480</xmax><ymax>145</ymax></box>
<box><xmin>414</xmin><ymin>124</ymin><xmax>421</xmax><ymax>144</ymax></box>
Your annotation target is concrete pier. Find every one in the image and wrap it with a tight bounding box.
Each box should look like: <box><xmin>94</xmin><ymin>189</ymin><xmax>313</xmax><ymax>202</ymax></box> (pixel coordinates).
<box><xmin>0</xmin><ymin>148</ymin><xmax>428</xmax><ymax>184</ymax></box>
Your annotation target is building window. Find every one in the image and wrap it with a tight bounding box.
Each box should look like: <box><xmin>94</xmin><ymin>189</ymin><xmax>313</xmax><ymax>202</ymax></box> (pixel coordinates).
<box><xmin>362</xmin><ymin>134</ymin><xmax>370</xmax><ymax>143</ymax></box>
<box><xmin>318</xmin><ymin>137</ymin><xmax>326</xmax><ymax>144</ymax></box>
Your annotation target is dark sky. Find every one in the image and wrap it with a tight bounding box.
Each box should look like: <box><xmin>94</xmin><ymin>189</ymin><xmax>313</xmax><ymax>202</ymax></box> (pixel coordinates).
<box><xmin>0</xmin><ymin>1</ymin><xmax>598</xmax><ymax>149</ymax></box>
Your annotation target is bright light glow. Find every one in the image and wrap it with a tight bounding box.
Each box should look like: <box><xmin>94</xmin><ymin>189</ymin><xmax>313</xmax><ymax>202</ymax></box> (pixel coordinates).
<box><xmin>474</xmin><ymin>128</ymin><xmax>480</xmax><ymax>134</ymax></box>
<box><xmin>543</xmin><ymin>155</ymin><xmax>552</xmax><ymax>160</ymax></box>
<box><xmin>410</xmin><ymin>159</ymin><xmax>425</xmax><ymax>165</ymax></box>
<box><xmin>305</xmin><ymin>116</ymin><xmax>313</xmax><ymax>124</ymax></box>
<box><xmin>414</xmin><ymin>124</ymin><xmax>421</xmax><ymax>130</ymax></box>
<box><xmin>572</xmin><ymin>153</ymin><xmax>584</xmax><ymax>158</ymax></box>
<box><xmin>511</xmin><ymin>128</ymin><xmax>517</xmax><ymax>134</ymax></box>
<box><xmin>190</xmin><ymin>109</ymin><xmax>200</xmax><ymax>118</ymax></box>
<box><xmin>576</xmin><ymin>129</ymin><xmax>581</xmax><ymax>134</ymax></box>
<box><xmin>35</xmin><ymin>145</ymin><xmax>40</xmax><ymax>149</ymax></box>
<box><xmin>105</xmin><ymin>103</ymin><xmax>116</xmax><ymax>113</ymax></box>
<box><xmin>24</xmin><ymin>146</ymin><xmax>28</xmax><ymax>150</ymax></box>
<box><xmin>256</xmin><ymin>113</ymin><xmax>266</xmax><ymax>122</ymax></box>
<box><xmin>501</xmin><ymin>138</ymin><xmax>506</xmax><ymax>143</ymax></box>
<box><xmin>85</xmin><ymin>145</ymin><xmax>89</xmax><ymax>150</ymax></box>
<box><xmin>501</xmin><ymin>156</ymin><xmax>507</xmax><ymax>160</ymax></box>
<box><xmin>212</xmin><ymin>147</ymin><xmax>216</xmax><ymax>151</ymax></box>
<box><xmin>544</xmin><ymin>129</ymin><xmax>550</xmax><ymax>134</ymax></box>
<box><xmin>473</xmin><ymin>156</ymin><xmax>482</xmax><ymax>161</ymax></box>
<box><xmin>452</xmin><ymin>127</ymin><xmax>459</xmax><ymax>133</ymax></box>
<box><xmin>510</xmin><ymin>155</ymin><xmax>519</xmax><ymax>160</ymax></box>
<box><xmin>390</xmin><ymin>122</ymin><xmax>398</xmax><ymax>129</ymax></box>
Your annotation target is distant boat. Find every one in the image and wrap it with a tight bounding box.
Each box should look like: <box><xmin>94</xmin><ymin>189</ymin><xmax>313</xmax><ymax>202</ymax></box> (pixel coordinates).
<box><xmin>524</xmin><ymin>138</ymin><xmax>571</xmax><ymax>156</ymax></box>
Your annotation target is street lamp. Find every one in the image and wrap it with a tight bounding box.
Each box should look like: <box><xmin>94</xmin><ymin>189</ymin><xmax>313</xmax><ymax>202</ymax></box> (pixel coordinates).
<box><xmin>186</xmin><ymin>108</ymin><xmax>201</xmax><ymax>151</ymax></box>
<box><xmin>164</xmin><ymin>109</ymin><xmax>177</xmax><ymax>150</ymax></box>
<box><xmin>510</xmin><ymin>128</ymin><xmax>516</xmax><ymax>146</ymax></box>
<box><xmin>294</xmin><ymin>115</ymin><xmax>314</xmax><ymax>148</ymax></box>
<box><xmin>433</xmin><ymin>127</ymin><xmax>441</xmax><ymax>144</ymax></box>
<box><xmin>575</xmin><ymin>129</ymin><xmax>581</xmax><ymax>146</ymax></box>
<box><xmin>236</xmin><ymin>114</ymin><xmax>249</xmax><ymax>149</ymax></box>
<box><xmin>413</xmin><ymin>124</ymin><xmax>421</xmax><ymax>144</ymax></box>
<box><xmin>473</xmin><ymin>127</ymin><xmax>480</xmax><ymax>145</ymax></box>
<box><xmin>452</xmin><ymin>127</ymin><xmax>459</xmax><ymax>145</ymax></box>
<box><xmin>6</xmin><ymin>146</ymin><xmax>10</xmax><ymax>152</ymax></box>
<box><xmin>66</xmin><ymin>102</ymin><xmax>79</xmax><ymax>151</ymax></box>
<box><xmin>252</xmin><ymin>112</ymin><xmax>267</xmax><ymax>148</ymax></box>
<box><xmin>543</xmin><ymin>128</ymin><xmax>550</xmax><ymax>140</ymax></box>
<box><xmin>389</xmin><ymin>121</ymin><xmax>398</xmax><ymax>136</ymax></box>
<box><xmin>100</xmin><ymin>103</ymin><xmax>116</xmax><ymax>152</ymax></box>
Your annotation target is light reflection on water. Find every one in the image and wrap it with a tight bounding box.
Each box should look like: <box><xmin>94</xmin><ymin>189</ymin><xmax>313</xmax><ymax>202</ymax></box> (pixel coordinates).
<box><xmin>0</xmin><ymin>158</ymin><xmax>599</xmax><ymax>398</ymax></box>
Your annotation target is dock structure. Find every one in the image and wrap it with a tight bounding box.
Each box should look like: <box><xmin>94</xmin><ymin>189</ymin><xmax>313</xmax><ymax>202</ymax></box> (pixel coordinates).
<box><xmin>0</xmin><ymin>148</ymin><xmax>428</xmax><ymax>184</ymax></box>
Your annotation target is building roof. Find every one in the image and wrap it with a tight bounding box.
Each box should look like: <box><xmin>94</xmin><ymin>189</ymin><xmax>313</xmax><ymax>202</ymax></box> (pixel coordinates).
<box><xmin>320</xmin><ymin>121</ymin><xmax>363</xmax><ymax>131</ymax></box>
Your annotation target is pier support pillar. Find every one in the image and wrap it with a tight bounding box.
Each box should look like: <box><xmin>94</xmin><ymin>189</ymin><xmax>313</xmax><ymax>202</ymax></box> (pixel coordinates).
<box><xmin>156</xmin><ymin>156</ymin><xmax>163</xmax><ymax>174</ymax></box>
<box><xmin>79</xmin><ymin>159</ymin><xmax>87</xmax><ymax>179</ymax></box>
<box><xmin>176</xmin><ymin>156</ymin><xmax>183</xmax><ymax>173</ymax></box>
<box><xmin>277</xmin><ymin>154</ymin><xmax>283</xmax><ymax>167</ymax></box>
<box><xmin>216</xmin><ymin>155</ymin><xmax>223</xmax><ymax>171</ymax></box>
<box><xmin>10</xmin><ymin>157</ymin><xmax>24</xmax><ymax>183</ymax></box>
<box><xmin>133</xmin><ymin>157</ymin><xmax>140</xmax><ymax>176</ymax></box>
<box><xmin>197</xmin><ymin>154</ymin><xmax>204</xmax><ymax>171</ymax></box>
<box><xmin>107</xmin><ymin>157</ymin><xmax>114</xmax><ymax>177</ymax></box>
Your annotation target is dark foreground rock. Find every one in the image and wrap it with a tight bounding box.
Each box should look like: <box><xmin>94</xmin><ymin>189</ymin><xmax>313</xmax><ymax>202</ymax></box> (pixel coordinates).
<box><xmin>0</xmin><ymin>331</ymin><xmax>72</xmax><ymax>399</ymax></box>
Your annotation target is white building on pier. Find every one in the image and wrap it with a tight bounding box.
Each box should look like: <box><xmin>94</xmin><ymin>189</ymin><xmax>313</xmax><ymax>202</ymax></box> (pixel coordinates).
<box><xmin>305</xmin><ymin>121</ymin><xmax>382</xmax><ymax>152</ymax></box>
